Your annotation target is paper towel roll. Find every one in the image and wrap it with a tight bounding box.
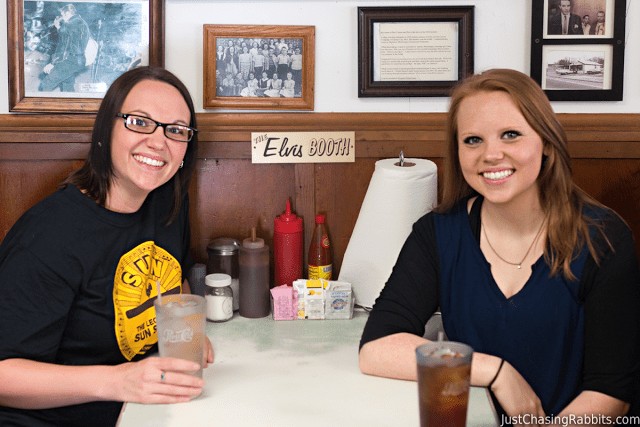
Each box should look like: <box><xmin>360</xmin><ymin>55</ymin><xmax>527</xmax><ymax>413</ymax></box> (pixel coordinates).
<box><xmin>338</xmin><ymin>158</ymin><xmax>437</xmax><ymax>308</ymax></box>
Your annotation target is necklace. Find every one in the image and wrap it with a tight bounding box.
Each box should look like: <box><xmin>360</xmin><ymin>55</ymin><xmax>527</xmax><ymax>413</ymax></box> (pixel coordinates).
<box><xmin>481</xmin><ymin>216</ymin><xmax>546</xmax><ymax>269</ymax></box>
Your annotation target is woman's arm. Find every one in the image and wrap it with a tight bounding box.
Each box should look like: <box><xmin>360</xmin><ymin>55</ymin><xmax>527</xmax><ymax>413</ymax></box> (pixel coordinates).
<box><xmin>550</xmin><ymin>391</ymin><xmax>629</xmax><ymax>426</ymax></box>
<box><xmin>0</xmin><ymin>357</ymin><xmax>203</xmax><ymax>409</ymax></box>
<box><xmin>579</xmin><ymin>211</ymin><xmax>640</xmax><ymax>418</ymax></box>
<box><xmin>360</xmin><ymin>334</ymin><xmax>547</xmax><ymax>419</ymax></box>
<box><xmin>360</xmin><ymin>332</ymin><xmax>511</xmax><ymax>386</ymax></box>
<box><xmin>359</xmin><ymin>333</ymin><xmax>427</xmax><ymax>380</ymax></box>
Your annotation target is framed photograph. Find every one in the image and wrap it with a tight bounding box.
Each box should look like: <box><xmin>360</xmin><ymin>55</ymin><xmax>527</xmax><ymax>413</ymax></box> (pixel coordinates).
<box><xmin>357</xmin><ymin>6</ymin><xmax>474</xmax><ymax>98</ymax></box>
<box><xmin>530</xmin><ymin>0</ymin><xmax>625</xmax><ymax>101</ymax></box>
<box><xmin>8</xmin><ymin>0</ymin><xmax>164</xmax><ymax>113</ymax></box>
<box><xmin>203</xmin><ymin>24</ymin><xmax>315</xmax><ymax>110</ymax></box>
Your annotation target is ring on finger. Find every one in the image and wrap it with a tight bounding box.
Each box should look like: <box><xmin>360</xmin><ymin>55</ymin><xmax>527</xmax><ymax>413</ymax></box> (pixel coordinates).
<box><xmin>160</xmin><ymin>371</ymin><xmax>166</xmax><ymax>382</ymax></box>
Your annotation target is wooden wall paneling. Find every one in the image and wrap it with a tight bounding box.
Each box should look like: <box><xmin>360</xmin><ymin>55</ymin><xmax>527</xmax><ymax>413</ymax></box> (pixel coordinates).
<box><xmin>0</xmin><ymin>113</ymin><xmax>638</xmax><ymax>270</ymax></box>
<box><xmin>0</xmin><ymin>160</ymin><xmax>82</xmax><ymax>236</ymax></box>
<box><xmin>313</xmin><ymin>160</ymin><xmax>375</xmax><ymax>275</ymax></box>
<box><xmin>572</xmin><ymin>158</ymin><xmax>640</xmax><ymax>246</ymax></box>
<box><xmin>295</xmin><ymin>163</ymin><xmax>316</xmax><ymax>271</ymax></box>
<box><xmin>190</xmin><ymin>159</ymin><xmax>299</xmax><ymax>265</ymax></box>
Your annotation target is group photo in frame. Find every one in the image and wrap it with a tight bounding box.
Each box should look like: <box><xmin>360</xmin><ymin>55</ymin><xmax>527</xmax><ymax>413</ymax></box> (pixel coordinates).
<box><xmin>357</xmin><ymin>6</ymin><xmax>474</xmax><ymax>98</ymax></box>
<box><xmin>203</xmin><ymin>24</ymin><xmax>315</xmax><ymax>110</ymax></box>
<box><xmin>8</xmin><ymin>0</ymin><xmax>164</xmax><ymax>113</ymax></box>
<box><xmin>530</xmin><ymin>0</ymin><xmax>626</xmax><ymax>101</ymax></box>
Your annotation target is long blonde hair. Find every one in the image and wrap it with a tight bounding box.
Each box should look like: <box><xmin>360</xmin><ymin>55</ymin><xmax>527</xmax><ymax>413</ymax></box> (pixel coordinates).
<box><xmin>437</xmin><ymin>68</ymin><xmax>605</xmax><ymax>280</ymax></box>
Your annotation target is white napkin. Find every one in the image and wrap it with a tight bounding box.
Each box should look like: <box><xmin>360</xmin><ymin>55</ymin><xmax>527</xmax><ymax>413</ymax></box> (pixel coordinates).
<box><xmin>339</xmin><ymin>158</ymin><xmax>437</xmax><ymax>308</ymax></box>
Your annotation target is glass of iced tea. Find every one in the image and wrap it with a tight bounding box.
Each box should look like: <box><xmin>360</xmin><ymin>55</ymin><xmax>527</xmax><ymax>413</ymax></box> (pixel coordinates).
<box><xmin>415</xmin><ymin>341</ymin><xmax>473</xmax><ymax>427</ymax></box>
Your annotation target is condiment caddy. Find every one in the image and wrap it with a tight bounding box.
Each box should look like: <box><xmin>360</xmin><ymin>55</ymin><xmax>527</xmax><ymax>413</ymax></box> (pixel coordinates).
<box><xmin>270</xmin><ymin>279</ymin><xmax>354</xmax><ymax>321</ymax></box>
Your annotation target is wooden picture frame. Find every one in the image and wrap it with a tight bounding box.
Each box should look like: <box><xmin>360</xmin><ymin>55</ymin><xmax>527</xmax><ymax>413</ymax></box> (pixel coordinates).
<box><xmin>357</xmin><ymin>6</ymin><xmax>474</xmax><ymax>98</ymax></box>
<box><xmin>8</xmin><ymin>0</ymin><xmax>164</xmax><ymax>113</ymax></box>
<box><xmin>530</xmin><ymin>0</ymin><xmax>625</xmax><ymax>101</ymax></box>
<box><xmin>203</xmin><ymin>24</ymin><xmax>315</xmax><ymax>110</ymax></box>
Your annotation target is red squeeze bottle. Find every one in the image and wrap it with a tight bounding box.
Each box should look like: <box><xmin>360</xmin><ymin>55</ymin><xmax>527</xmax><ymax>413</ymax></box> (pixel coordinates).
<box><xmin>273</xmin><ymin>199</ymin><xmax>303</xmax><ymax>287</ymax></box>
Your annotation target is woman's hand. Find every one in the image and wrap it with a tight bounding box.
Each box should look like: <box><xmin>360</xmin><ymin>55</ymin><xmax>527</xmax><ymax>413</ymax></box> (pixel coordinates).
<box><xmin>491</xmin><ymin>360</ymin><xmax>546</xmax><ymax>425</ymax></box>
<box><xmin>111</xmin><ymin>356</ymin><xmax>205</xmax><ymax>404</ymax></box>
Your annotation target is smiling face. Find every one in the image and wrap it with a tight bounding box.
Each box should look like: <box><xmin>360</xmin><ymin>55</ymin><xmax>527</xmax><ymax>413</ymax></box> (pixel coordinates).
<box><xmin>456</xmin><ymin>90</ymin><xmax>545</xmax><ymax>207</ymax></box>
<box><xmin>108</xmin><ymin>79</ymin><xmax>190</xmax><ymax>212</ymax></box>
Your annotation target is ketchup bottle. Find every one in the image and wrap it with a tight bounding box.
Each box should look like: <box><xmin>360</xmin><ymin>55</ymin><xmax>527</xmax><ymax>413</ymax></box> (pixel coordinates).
<box><xmin>273</xmin><ymin>199</ymin><xmax>303</xmax><ymax>287</ymax></box>
<box><xmin>308</xmin><ymin>214</ymin><xmax>332</xmax><ymax>280</ymax></box>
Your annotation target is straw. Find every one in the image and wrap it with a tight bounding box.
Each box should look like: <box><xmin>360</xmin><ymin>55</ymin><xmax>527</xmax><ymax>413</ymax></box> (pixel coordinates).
<box><xmin>156</xmin><ymin>279</ymin><xmax>162</xmax><ymax>303</ymax></box>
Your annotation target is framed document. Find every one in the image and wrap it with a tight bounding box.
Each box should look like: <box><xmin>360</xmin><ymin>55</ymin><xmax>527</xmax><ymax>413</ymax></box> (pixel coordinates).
<box><xmin>357</xmin><ymin>6</ymin><xmax>474</xmax><ymax>97</ymax></box>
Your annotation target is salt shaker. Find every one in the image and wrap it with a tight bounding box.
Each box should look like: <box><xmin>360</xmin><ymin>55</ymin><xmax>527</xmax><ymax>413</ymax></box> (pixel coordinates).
<box><xmin>206</xmin><ymin>237</ymin><xmax>241</xmax><ymax>311</ymax></box>
<box><xmin>205</xmin><ymin>273</ymin><xmax>233</xmax><ymax>322</ymax></box>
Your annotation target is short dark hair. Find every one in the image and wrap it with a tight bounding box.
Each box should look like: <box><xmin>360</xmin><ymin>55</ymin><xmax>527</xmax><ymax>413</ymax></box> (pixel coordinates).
<box><xmin>59</xmin><ymin>4</ymin><xmax>77</xmax><ymax>14</ymax></box>
<box><xmin>64</xmin><ymin>66</ymin><xmax>198</xmax><ymax>224</ymax></box>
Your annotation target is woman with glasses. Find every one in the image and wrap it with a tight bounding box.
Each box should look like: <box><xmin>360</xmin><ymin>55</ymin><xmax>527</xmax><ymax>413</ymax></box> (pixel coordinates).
<box><xmin>0</xmin><ymin>66</ymin><xmax>213</xmax><ymax>427</ymax></box>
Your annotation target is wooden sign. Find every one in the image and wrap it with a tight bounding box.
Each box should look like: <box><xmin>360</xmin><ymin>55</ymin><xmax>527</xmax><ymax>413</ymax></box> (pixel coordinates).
<box><xmin>251</xmin><ymin>132</ymin><xmax>355</xmax><ymax>164</ymax></box>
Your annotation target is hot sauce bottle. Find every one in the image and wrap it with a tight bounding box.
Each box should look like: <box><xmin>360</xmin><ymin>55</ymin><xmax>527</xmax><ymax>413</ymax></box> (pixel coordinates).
<box><xmin>308</xmin><ymin>214</ymin><xmax>332</xmax><ymax>280</ymax></box>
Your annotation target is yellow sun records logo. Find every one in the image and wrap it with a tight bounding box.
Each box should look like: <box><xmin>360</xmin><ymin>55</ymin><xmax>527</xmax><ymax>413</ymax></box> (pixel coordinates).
<box><xmin>113</xmin><ymin>241</ymin><xmax>183</xmax><ymax>360</ymax></box>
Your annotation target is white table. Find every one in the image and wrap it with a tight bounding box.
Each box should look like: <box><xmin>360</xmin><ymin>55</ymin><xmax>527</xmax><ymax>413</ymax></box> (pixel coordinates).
<box><xmin>117</xmin><ymin>310</ymin><xmax>498</xmax><ymax>427</ymax></box>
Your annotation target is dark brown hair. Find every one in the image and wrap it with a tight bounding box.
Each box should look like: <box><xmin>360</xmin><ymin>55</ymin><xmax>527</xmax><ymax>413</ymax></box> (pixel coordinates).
<box><xmin>64</xmin><ymin>66</ymin><xmax>198</xmax><ymax>224</ymax></box>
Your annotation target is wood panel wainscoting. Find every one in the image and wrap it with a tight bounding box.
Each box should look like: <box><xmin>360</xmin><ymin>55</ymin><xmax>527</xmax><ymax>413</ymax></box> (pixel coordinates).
<box><xmin>0</xmin><ymin>113</ymin><xmax>638</xmax><ymax>278</ymax></box>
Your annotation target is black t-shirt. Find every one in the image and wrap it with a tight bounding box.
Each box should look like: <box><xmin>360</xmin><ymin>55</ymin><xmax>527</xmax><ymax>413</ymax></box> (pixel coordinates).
<box><xmin>360</xmin><ymin>197</ymin><xmax>640</xmax><ymax>411</ymax></box>
<box><xmin>0</xmin><ymin>183</ymin><xmax>193</xmax><ymax>426</ymax></box>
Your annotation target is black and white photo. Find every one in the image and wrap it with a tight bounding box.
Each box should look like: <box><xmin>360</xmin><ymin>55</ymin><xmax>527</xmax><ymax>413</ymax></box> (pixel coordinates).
<box><xmin>23</xmin><ymin>0</ymin><xmax>149</xmax><ymax>97</ymax></box>
<box><xmin>544</xmin><ymin>0</ymin><xmax>613</xmax><ymax>38</ymax></box>
<box><xmin>203</xmin><ymin>25</ymin><xmax>315</xmax><ymax>110</ymax></box>
<box><xmin>541</xmin><ymin>45</ymin><xmax>612</xmax><ymax>90</ymax></box>
<box><xmin>8</xmin><ymin>0</ymin><xmax>163</xmax><ymax>112</ymax></box>
<box><xmin>214</xmin><ymin>37</ymin><xmax>304</xmax><ymax>99</ymax></box>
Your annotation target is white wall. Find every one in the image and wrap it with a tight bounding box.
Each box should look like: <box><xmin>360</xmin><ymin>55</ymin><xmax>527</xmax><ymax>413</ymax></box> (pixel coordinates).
<box><xmin>1</xmin><ymin>0</ymin><xmax>638</xmax><ymax>114</ymax></box>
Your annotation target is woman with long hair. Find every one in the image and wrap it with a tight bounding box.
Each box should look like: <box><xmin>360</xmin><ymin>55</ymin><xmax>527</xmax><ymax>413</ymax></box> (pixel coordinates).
<box><xmin>359</xmin><ymin>69</ymin><xmax>639</xmax><ymax>420</ymax></box>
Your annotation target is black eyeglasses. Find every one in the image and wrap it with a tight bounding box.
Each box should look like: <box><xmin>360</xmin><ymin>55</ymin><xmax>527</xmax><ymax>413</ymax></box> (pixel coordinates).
<box><xmin>116</xmin><ymin>113</ymin><xmax>197</xmax><ymax>143</ymax></box>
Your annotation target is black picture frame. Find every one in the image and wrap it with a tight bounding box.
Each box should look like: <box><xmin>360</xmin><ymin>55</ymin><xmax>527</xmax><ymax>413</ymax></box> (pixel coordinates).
<box><xmin>357</xmin><ymin>6</ymin><xmax>474</xmax><ymax>98</ymax></box>
<box><xmin>530</xmin><ymin>0</ymin><xmax>626</xmax><ymax>101</ymax></box>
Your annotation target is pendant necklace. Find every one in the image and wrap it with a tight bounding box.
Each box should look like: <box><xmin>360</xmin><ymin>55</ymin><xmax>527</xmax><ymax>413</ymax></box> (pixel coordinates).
<box><xmin>481</xmin><ymin>216</ymin><xmax>546</xmax><ymax>269</ymax></box>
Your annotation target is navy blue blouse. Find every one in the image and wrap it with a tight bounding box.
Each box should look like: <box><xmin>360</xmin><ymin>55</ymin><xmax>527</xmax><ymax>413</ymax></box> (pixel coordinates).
<box><xmin>361</xmin><ymin>196</ymin><xmax>640</xmax><ymax>416</ymax></box>
<box><xmin>435</xmin><ymin>199</ymin><xmax>587</xmax><ymax>414</ymax></box>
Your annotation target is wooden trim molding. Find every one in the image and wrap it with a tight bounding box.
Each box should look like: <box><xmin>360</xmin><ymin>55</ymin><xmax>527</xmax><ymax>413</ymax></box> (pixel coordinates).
<box><xmin>0</xmin><ymin>112</ymin><xmax>638</xmax><ymax>159</ymax></box>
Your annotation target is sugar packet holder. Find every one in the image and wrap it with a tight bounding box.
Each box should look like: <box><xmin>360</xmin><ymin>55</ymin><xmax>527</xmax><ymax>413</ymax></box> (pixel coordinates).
<box><xmin>270</xmin><ymin>280</ymin><xmax>355</xmax><ymax>320</ymax></box>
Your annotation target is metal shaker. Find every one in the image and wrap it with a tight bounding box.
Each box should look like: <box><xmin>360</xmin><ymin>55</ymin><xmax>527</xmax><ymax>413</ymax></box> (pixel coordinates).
<box><xmin>206</xmin><ymin>237</ymin><xmax>241</xmax><ymax>311</ymax></box>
